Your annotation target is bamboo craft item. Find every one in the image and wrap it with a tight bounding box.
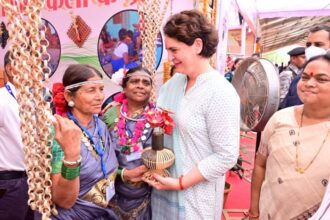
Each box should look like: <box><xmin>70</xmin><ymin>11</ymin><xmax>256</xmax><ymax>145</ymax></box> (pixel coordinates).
<box><xmin>137</xmin><ymin>0</ymin><xmax>169</xmax><ymax>102</ymax></box>
<box><xmin>0</xmin><ymin>0</ymin><xmax>56</xmax><ymax>219</ymax></box>
<box><xmin>142</xmin><ymin>127</ymin><xmax>175</xmax><ymax>181</ymax></box>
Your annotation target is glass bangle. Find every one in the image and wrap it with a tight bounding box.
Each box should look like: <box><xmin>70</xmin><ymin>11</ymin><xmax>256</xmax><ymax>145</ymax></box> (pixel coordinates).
<box><xmin>61</xmin><ymin>164</ymin><xmax>80</xmax><ymax>180</ymax></box>
<box><xmin>117</xmin><ymin>167</ymin><xmax>123</xmax><ymax>177</ymax></box>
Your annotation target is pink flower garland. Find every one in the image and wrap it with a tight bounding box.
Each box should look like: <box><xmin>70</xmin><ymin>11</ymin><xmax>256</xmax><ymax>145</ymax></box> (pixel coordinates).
<box><xmin>115</xmin><ymin>92</ymin><xmax>154</xmax><ymax>154</ymax></box>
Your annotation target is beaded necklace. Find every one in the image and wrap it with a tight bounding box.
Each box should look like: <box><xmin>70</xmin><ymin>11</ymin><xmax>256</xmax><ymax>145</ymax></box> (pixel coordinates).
<box><xmin>115</xmin><ymin>99</ymin><xmax>153</xmax><ymax>155</ymax></box>
<box><xmin>295</xmin><ymin>108</ymin><xmax>330</xmax><ymax>174</ymax></box>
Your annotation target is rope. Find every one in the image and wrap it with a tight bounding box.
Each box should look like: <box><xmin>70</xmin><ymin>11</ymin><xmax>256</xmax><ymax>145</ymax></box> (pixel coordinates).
<box><xmin>0</xmin><ymin>0</ymin><xmax>55</xmax><ymax>219</ymax></box>
<box><xmin>137</xmin><ymin>0</ymin><xmax>169</xmax><ymax>102</ymax></box>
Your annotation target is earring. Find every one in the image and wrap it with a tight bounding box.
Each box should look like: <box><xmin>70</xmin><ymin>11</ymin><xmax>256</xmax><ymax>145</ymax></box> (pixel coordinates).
<box><xmin>68</xmin><ymin>100</ymin><xmax>75</xmax><ymax>107</ymax></box>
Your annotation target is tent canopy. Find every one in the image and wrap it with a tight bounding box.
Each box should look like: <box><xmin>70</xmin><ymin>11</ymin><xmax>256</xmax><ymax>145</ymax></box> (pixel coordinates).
<box><xmin>235</xmin><ymin>0</ymin><xmax>330</xmax><ymax>52</ymax></box>
<box><xmin>256</xmin><ymin>0</ymin><xmax>330</xmax><ymax>18</ymax></box>
<box><xmin>260</xmin><ymin>16</ymin><xmax>330</xmax><ymax>52</ymax></box>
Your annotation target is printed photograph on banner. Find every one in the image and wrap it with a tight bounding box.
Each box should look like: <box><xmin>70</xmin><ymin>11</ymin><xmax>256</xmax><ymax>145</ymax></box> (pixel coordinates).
<box><xmin>97</xmin><ymin>9</ymin><xmax>163</xmax><ymax>78</ymax></box>
<box><xmin>42</xmin><ymin>18</ymin><xmax>61</xmax><ymax>78</ymax></box>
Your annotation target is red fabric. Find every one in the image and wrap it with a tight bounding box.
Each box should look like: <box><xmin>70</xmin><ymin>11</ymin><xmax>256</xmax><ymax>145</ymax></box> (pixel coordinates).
<box><xmin>221</xmin><ymin>132</ymin><xmax>256</xmax><ymax>219</ymax></box>
<box><xmin>146</xmin><ymin>110</ymin><xmax>164</xmax><ymax>128</ymax></box>
<box><xmin>162</xmin><ymin>112</ymin><xmax>175</xmax><ymax>135</ymax></box>
<box><xmin>52</xmin><ymin>83</ymin><xmax>68</xmax><ymax>116</ymax></box>
<box><xmin>145</xmin><ymin>108</ymin><xmax>175</xmax><ymax>135</ymax></box>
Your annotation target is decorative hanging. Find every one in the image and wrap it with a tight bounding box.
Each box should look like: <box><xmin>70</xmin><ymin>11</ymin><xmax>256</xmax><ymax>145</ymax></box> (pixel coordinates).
<box><xmin>203</xmin><ymin>0</ymin><xmax>207</xmax><ymax>16</ymax></box>
<box><xmin>137</xmin><ymin>0</ymin><xmax>170</xmax><ymax>102</ymax></box>
<box><xmin>212</xmin><ymin>0</ymin><xmax>217</xmax><ymax>27</ymax></box>
<box><xmin>67</xmin><ymin>13</ymin><xmax>91</xmax><ymax>48</ymax></box>
<box><xmin>199</xmin><ymin>0</ymin><xmax>218</xmax><ymax>24</ymax></box>
<box><xmin>198</xmin><ymin>0</ymin><xmax>217</xmax><ymax>67</ymax></box>
<box><xmin>163</xmin><ymin>60</ymin><xmax>171</xmax><ymax>83</ymax></box>
<box><xmin>0</xmin><ymin>0</ymin><xmax>55</xmax><ymax>219</ymax></box>
<box><xmin>210</xmin><ymin>0</ymin><xmax>217</xmax><ymax>67</ymax></box>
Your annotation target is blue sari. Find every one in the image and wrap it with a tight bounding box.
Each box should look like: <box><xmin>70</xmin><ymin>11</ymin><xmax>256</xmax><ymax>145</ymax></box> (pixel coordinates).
<box><xmin>103</xmin><ymin>105</ymin><xmax>153</xmax><ymax>220</ymax></box>
<box><xmin>49</xmin><ymin>117</ymin><xmax>119</xmax><ymax>220</ymax></box>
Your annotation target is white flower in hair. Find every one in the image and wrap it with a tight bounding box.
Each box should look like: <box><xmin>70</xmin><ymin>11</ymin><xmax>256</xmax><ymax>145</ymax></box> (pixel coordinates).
<box><xmin>111</xmin><ymin>68</ymin><xmax>126</xmax><ymax>86</ymax></box>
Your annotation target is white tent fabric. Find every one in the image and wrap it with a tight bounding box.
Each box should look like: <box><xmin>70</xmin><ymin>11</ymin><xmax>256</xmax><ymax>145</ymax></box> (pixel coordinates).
<box><xmin>256</xmin><ymin>0</ymin><xmax>330</xmax><ymax>18</ymax></box>
<box><xmin>235</xmin><ymin>0</ymin><xmax>330</xmax><ymax>52</ymax></box>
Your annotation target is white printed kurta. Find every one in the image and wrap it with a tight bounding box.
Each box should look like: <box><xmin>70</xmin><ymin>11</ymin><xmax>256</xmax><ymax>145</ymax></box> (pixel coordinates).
<box><xmin>152</xmin><ymin>71</ymin><xmax>240</xmax><ymax>220</ymax></box>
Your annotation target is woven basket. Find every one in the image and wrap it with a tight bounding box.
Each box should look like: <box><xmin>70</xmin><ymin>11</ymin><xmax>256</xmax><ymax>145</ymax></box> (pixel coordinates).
<box><xmin>142</xmin><ymin>147</ymin><xmax>175</xmax><ymax>170</ymax></box>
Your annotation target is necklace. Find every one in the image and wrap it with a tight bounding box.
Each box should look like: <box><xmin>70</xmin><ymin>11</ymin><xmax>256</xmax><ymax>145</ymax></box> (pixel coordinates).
<box><xmin>67</xmin><ymin>112</ymin><xmax>107</xmax><ymax>177</ymax></box>
<box><xmin>116</xmin><ymin>100</ymin><xmax>153</xmax><ymax>155</ymax></box>
<box><xmin>119</xmin><ymin>104</ymin><xmax>145</xmax><ymax>122</ymax></box>
<box><xmin>295</xmin><ymin>108</ymin><xmax>330</xmax><ymax>174</ymax></box>
<box><xmin>81</xmin><ymin>132</ymin><xmax>101</xmax><ymax>158</ymax></box>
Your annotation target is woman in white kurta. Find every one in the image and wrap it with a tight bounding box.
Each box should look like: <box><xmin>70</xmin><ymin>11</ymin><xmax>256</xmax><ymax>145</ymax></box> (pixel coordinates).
<box><xmin>144</xmin><ymin>10</ymin><xmax>240</xmax><ymax>220</ymax></box>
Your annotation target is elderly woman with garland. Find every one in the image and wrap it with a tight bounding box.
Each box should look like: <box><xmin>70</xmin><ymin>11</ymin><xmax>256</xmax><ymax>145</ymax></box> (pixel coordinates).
<box><xmin>249</xmin><ymin>53</ymin><xmax>330</xmax><ymax>219</ymax></box>
<box><xmin>50</xmin><ymin>64</ymin><xmax>118</xmax><ymax>219</ymax></box>
<box><xmin>102</xmin><ymin>66</ymin><xmax>154</xmax><ymax>220</ymax></box>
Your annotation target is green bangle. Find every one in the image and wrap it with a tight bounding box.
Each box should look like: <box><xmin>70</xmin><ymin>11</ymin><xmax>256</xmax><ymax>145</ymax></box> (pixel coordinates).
<box><xmin>117</xmin><ymin>167</ymin><xmax>123</xmax><ymax>177</ymax></box>
<box><xmin>61</xmin><ymin>164</ymin><xmax>80</xmax><ymax>180</ymax></box>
